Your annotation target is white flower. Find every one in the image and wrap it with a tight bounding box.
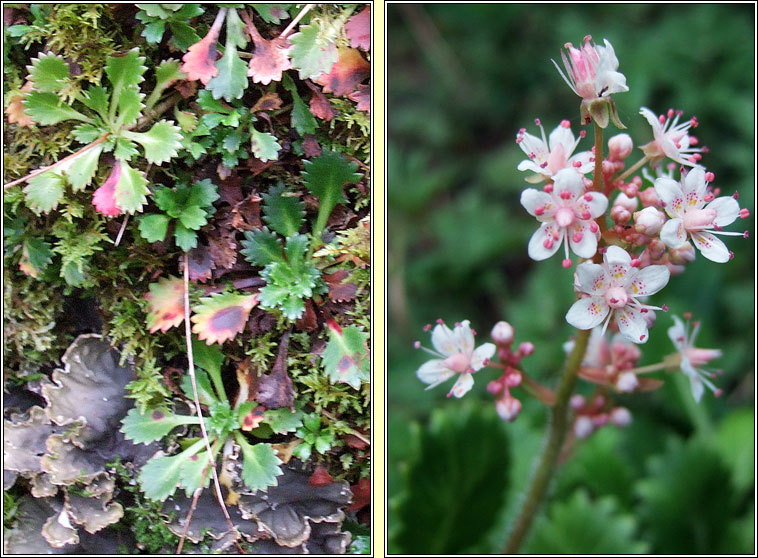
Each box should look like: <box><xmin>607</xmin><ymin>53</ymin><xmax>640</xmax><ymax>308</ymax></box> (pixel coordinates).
<box><xmin>634</xmin><ymin>206</ymin><xmax>666</xmax><ymax>236</ymax></box>
<box><xmin>416</xmin><ymin>320</ymin><xmax>496</xmax><ymax>398</ymax></box>
<box><xmin>667</xmin><ymin>315</ymin><xmax>723</xmax><ymax>402</ymax></box>
<box><xmin>639</xmin><ymin>107</ymin><xmax>704</xmax><ymax>167</ymax></box>
<box><xmin>521</xmin><ymin>168</ymin><xmax>608</xmax><ymax>265</ymax></box>
<box><xmin>516</xmin><ymin>120</ymin><xmax>593</xmax><ymax>183</ymax></box>
<box><xmin>553</xmin><ymin>36</ymin><xmax>628</xmax><ymax>102</ymax></box>
<box><xmin>566</xmin><ymin>246</ymin><xmax>670</xmax><ymax>344</ymax></box>
<box><xmin>655</xmin><ymin>167</ymin><xmax>743</xmax><ymax>263</ymax></box>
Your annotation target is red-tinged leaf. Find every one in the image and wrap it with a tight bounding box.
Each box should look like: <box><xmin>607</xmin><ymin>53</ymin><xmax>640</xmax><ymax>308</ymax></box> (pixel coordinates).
<box><xmin>348</xmin><ymin>84</ymin><xmax>370</xmax><ymax>112</ymax></box>
<box><xmin>191</xmin><ymin>292</ymin><xmax>259</xmax><ymax>345</ymax></box>
<box><xmin>231</xmin><ymin>193</ymin><xmax>263</xmax><ymax>231</ymax></box>
<box><xmin>307</xmin><ymin>82</ymin><xmax>335</xmax><ymax>121</ymax></box>
<box><xmin>187</xmin><ymin>243</ymin><xmax>215</xmax><ymax>283</ymax></box>
<box><xmin>251</xmin><ymin>91</ymin><xmax>283</xmax><ymax>112</ymax></box>
<box><xmin>235</xmin><ymin>357</ymin><xmax>260</xmax><ymax>406</ymax></box>
<box><xmin>302</xmin><ymin>134</ymin><xmax>322</xmax><ymax>157</ymax></box>
<box><xmin>245</xmin><ymin>23</ymin><xmax>291</xmax><ymax>84</ymax></box>
<box><xmin>256</xmin><ymin>332</ymin><xmax>295</xmax><ymax>410</ymax></box>
<box><xmin>207</xmin><ymin>226</ymin><xmax>238</xmax><ymax>272</ymax></box>
<box><xmin>174</xmin><ymin>79</ymin><xmax>198</xmax><ymax>99</ymax></box>
<box><xmin>240</xmin><ymin>405</ymin><xmax>266</xmax><ymax>431</ymax></box>
<box><xmin>309</xmin><ymin>465</ymin><xmax>334</xmax><ymax>487</ymax></box>
<box><xmin>348</xmin><ymin>478</ymin><xmax>370</xmax><ymax>512</ymax></box>
<box><xmin>324</xmin><ymin>269</ymin><xmax>358</xmax><ymax>302</ymax></box>
<box><xmin>345</xmin><ymin>6</ymin><xmax>370</xmax><ymax>51</ymax></box>
<box><xmin>92</xmin><ymin>161</ymin><xmax>122</xmax><ymax>217</ymax></box>
<box><xmin>316</xmin><ymin>47</ymin><xmax>370</xmax><ymax>97</ymax></box>
<box><xmin>145</xmin><ymin>276</ymin><xmax>185</xmax><ymax>333</ymax></box>
<box><xmin>294</xmin><ymin>299</ymin><xmax>318</xmax><ymax>332</ymax></box>
<box><xmin>181</xmin><ymin>34</ymin><xmax>219</xmax><ymax>85</ymax></box>
<box><xmin>6</xmin><ymin>81</ymin><xmax>34</xmax><ymax>127</ymax></box>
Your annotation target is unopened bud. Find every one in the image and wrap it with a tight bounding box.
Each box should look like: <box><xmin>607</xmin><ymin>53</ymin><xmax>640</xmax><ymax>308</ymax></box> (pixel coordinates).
<box><xmin>648</xmin><ymin>238</ymin><xmax>666</xmax><ymax>260</ymax></box>
<box><xmin>496</xmin><ymin>395</ymin><xmax>522</xmax><ymax>422</ymax></box>
<box><xmin>574</xmin><ymin>415</ymin><xmax>595</xmax><ymax>439</ymax></box>
<box><xmin>491</xmin><ymin>321</ymin><xmax>515</xmax><ymax>345</ymax></box>
<box><xmin>638</xmin><ymin>187</ymin><xmax>661</xmax><ymax>208</ymax></box>
<box><xmin>669</xmin><ymin>242</ymin><xmax>696</xmax><ymax>265</ymax></box>
<box><xmin>634</xmin><ymin>206</ymin><xmax>666</xmax><ymax>235</ymax></box>
<box><xmin>608</xmin><ymin>133</ymin><xmax>634</xmax><ymax>160</ymax></box>
<box><xmin>616</xmin><ymin>371</ymin><xmax>639</xmax><ymax>393</ymax></box>
<box><xmin>610</xmin><ymin>205</ymin><xmax>632</xmax><ymax>224</ymax></box>
<box><xmin>610</xmin><ymin>407</ymin><xmax>632</xmax><ymax>427</ymax></box>
<box><xmin>518</xmin><ymin>341</ymin><xmax>535</xmax><ymax>356</ymax></box>
<box><xmin>570</xmin><ymin>394</ymin><xmax>586</xmax><ymax>410</ymax></box>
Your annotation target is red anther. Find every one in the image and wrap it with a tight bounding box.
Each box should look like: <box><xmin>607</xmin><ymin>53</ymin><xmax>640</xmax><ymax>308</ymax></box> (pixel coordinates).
<box><xmin>713</xmin><ymin>224</ymin><xmax>722</xmax><ymax>231</ymax></box>
<box><xmin>581</xmin><ymin>210</ymin><xmax>591</xmax><ymax>220</ymax></box>
<box><xmin>659</xmin><ymin>114</ymin><xmax>666</xmax><ymax>124</ymax></box>
<box><xmin>446</xmin><ymin>392</ymin><xmax>453</xmax><ymax>398</ymax></box>
<box><xmin>535</xmin><ymin>205</ymin><xmax>545</xmax><ymax>216</ymax></box>
<box><xmin>714</xmin><ymin>389</ymin><xmax>723</xmax><ymax>398</ymax></box>
<box><xmin>704</xmin><ymin>193</ymin><xmax>714</xmax><ymax>202</ymax></box>
<box><xmin>583</xmin><ymin>34</ymin><xmax>592</xmax><ymax>43</ymax></box>
<box><xmin>519</xmin><ymin>127</ymin><xmax>526</xmax><ymax>133</ymax></box>
<box><xmin>688</xmin><ymin>156</ymin><xmax>697</xmax><ymax>164</ymax></box>
<box><xmin>561</xmin><ymin>119</ymin><xmax>571</xmax><ymax>128</ymax></box>
<box><xmin>573</xmin><ymin>160</ymin><xmax>582</xmax><ymax>168</ymax></box>
<box><xmin>689</xmin><ymin>136</ymin><xmax>698</xmax><ymax>145</ymax></box>
<box><xmin>640</xmin><ymin>307</ymin><xmax>648</xmax><ymax>313</ymax></box>
<box><xmin>552</xmin><ymin>230</ymin><xmax>560</xmax><ymax>240</ymax></box>
<box><xmin>630</xmin><ymin>258</ymin><xmax>641</xmax><ymax>267</ymax></box>
<box><xmin>589</xmin><ymin>157</ymin><xmax>595</xmax><ymax>163</ymax></box>
<box><xmin>529</xmin><ymin>152</ymin><xmax>536</xmax><ymax>160</ymax></box>
<box><xmin>682</xmin><ymin>312</ymin><xmax>692</xmax><ymax>319</ymax></box>
<box><xmin>543</xmin><ymin>238</ymin><xmax>554</xmax><ymax>249</ymax></box>
<box><xmin>639</xmin><ymin>334</ymin><xmax>646</xmax><ymax>341</ymax></box>
<box><xmin>733</xmin><ymin>190</ymin><xmax>740</xmax><ymax>199</ymax></box>
<box><xmin>713</xmin><ymin>187</ymin><xmax>720</xmax><ymax>195</ymax></box>
<box><xmin>515</xmin><ymin>137</ymin><xmax>523</xmax><ymax>144</ymax></box>
<box><xmin>589</xmin><ymin>222</ymin><xmax>599</xmax><ymax>233</ymax></box>
<box><xmin>667</xmin><ymin>108</ymin><xmax>674</xmax><ymax>118</ymax></box>
<box><xmin>703</xmin><ymin>171</ymin><xmax>715</xmax><ymax>182</ymax></box>
<box><xmin>662</xmin><ymin>304</ymin><xmax>669</xmax><ymax>312</ymax></box>
<box><xmin>660</xmin><ymin>201</ymin><xmax>667</xmax><ymax>207</ymax></box>
<box><xmin>423</xmin><ymin>323</ymin><xmax>432</xmax><ymax>331</ymax></box>
<box><xmin>544</xmin><ymin>183</ymin><xmax>554</xmax><ymax>193</ymax></box>
<box><xmin>562</xmin><ymin>258</ymin><xmax>572</xmax><ymax>268</ymax></box>
<box><xmin>609</xmin><ymin>297</ymin><xmax>618</xmax><ymax>304</ymax></box>
<box><xmin>535</xmin><ymin>118</ymin><xmax>541</xmax><ymax>126</ymax></box>
<box><xmin>540</xmin><ymin>161</ymin><xmax>548</xmax><ymax>169</ymax></box>
<box><xmin>572</xmin><ymin>232</ymin><xmax>584</xmax><ymax>243</ymax></box>
<box><xmin>674</xmin><ymin>142</ymin><xmax>681</xmax><ymax>149</ymax></box>
<box><xmin>560</xmin><ymin>190</ymin><xmax>572</xmax><ymax>200</ymax></box>
<box><xmin>690</xmin><ymin>116</ymin><xmax>698</xmax><ymax>127</ymax></box>
<box><xmin>692</xmin><ymin>153</ymin><xmax>702</xmax><ymax>161</ymax></box>
<box><xmin>454</xmin><ymin>321</ymin><xmax>462</xmax><ymax>327</ymax></box>
<box><xmin>482</xmin><ymin>358</ymin><xmax>490</xmax><ymax>366</ymax></box>
<box><xmin>413</xmin><ymin>341</ymin><xmax>421</xmax><ymax>349</ymax></box>
<box><xmin>676</xmin><ymin>109</ymin><xmax>684</xmax><ymax>116</ymax></box>
<box><xmin>702</xmin><ymin>146</ymin><xmax>710</xmax><ymax>153</ymax></box>
<box><xmin>579</xmin><ymin>130</ymin><xmax>587</xmax><ymax>138</ymax></box>
<box><xmin>436</xmin><ymin>318</ymin><xmax>444</xmax><ymax>325</ymax></box>
<box><xmin>744</xmin><ymin>231</ymin><xmax>749</xmax><ymax>239</ymax></box>
<box><xmin>692</xmin><ymin>320</ymin><xmax>700</xmax><ymax>327</ymax></box>
<box><xmin>584</xmin><ymin>193</ymin><xmax>594</xmax><ymax>201</ymax></box>
<box><xmin>729</xmin><ymin>251</ymin><xmax>734</xmax><ymax>259</ymax></box>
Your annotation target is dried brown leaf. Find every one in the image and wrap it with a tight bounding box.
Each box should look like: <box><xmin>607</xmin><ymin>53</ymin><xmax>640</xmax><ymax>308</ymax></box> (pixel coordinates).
<box><xmin>316</xmin><ymin>47</ymin><xmax>370</xmax><ymax>97</ymax></box>
<box><xmin>251</xmin><ymin>91</ymin><xmax>283</xmax><ymax>112</ymax></box>
<box><xmin>255</xmin><ymin>332</ymin><xmax>294</xmax><ymax>410</ymax></box>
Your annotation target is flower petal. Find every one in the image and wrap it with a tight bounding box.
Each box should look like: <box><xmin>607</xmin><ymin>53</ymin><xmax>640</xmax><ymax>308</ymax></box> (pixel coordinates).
<box><xmin>706</xmin><ymin>196</ymin><xmax>740</xmax><ymax>227</ymax></box>
<box><xmin>548</xmin><ymin>124</ymin><xmax>574</xmax><ymax>154</ymax></box>
<box><xmin>654</xmin><ymin>177</ymin><xmax>685</xmax><ymax>218</ymax></box>
<box><xmin>639</xmin><ymin>107</ymin><xmax>662</xmax><ymax>135</ymax></box>
<box><xmin>470</xmin><ymin>343</ymin><xmax>496</xmax><ymax>371</ymax></box>
<box><xmin>566</xmin><ymin>296</ymin><xmax>609</xmax><ymax>330</ymax></box>
<box><xmin>553</xmin><ymin>168</ymin><xmax>584</xmax><ymax>199</ymax></box>
<box><xmin>628</xmin><ymin>264</ymin><xmax>670</xmax><ymax>296</ymax></box>
<box><xmin>448</xmin><ymin>373</ymin><xmax>474</xmax><ymax>398</ymax></box>
<box><xmin>569</xmin><ymin>220</ymin><xmax>599</xmax><ymax>259</ymax></box>
<box><xmin>576</xmin><ymin>191</ymin><xmax>608</xmax><ymax>219</ymax></box>
<box><xmin>417</xmin><ymin>359</ymin><xmax>454</xmax><ymax>390</ymax></box>
<box><xmin>517</xmin><ymin>130</ymin><xmax>547</xmax><ymax>159</ymax></box>
<box><xmin>527</xmin><ymin>222</ymin><xmax>563</xmax><ymax>261</ymax></box>
<box><xmin>604</xmin><ymin>245</ymin><xmax>631</xmax><ymax>267</ymax></box>
<box><xmin>575</xmin><ymin>262</ymin><xmax>609</xmax><ymax>295</ymax></box>
<box><xmin>567</xmin><ymin>151</ymin><xmax>594</xmax><ymax>175</ymax></box>
<box><xmin>660</xmin><ymin>218</ymin><xmax>687</xmax><ymax>249</ymax></box>
<box><xmin>615</xmin><ymin>307</ymin><xmax>649</xmax><ymax>344</ymax></box>
<box><xmin>691</xmin><ymin>231</ymin><xmax>730</xmax><ymax>263</ymax></box>
<box><xmin>431</xmin><ymin>322</ymin><xmax>458</xmax><ymax>356</ymax></box>
<box><xmin>682</xmin><ymin>167</ymin><xmax>707</xmax><ymax>203</ymax></box>
<box><xmin>667</xmin><ymin>315</ymin><xmax>688</xmax><ymax>351</ymax></box>
<box><xmin>452</xmin><ymin>320</ymin><xmax>475</xmax><ymax>355</ymax></box>
<box><xmin>520</xmin><ymin>188</ymin><xmax>553</xmax><ymax>217</ymax></box>
<box><xmin>681</xmin><ymin>357</ymin><xmax>704</xmax><ymax>403</ymax></box>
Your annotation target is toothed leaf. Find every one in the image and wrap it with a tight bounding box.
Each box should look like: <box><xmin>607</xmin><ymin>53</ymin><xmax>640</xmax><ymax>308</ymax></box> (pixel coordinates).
<box><xmin>114</xmin><ymin>137</ymin><xmax>139</xmax><ymax>160</ymax></box>
<box><xmin>62</xmin><ymin>144</ymin><xmax>103</xmax><ymax>191</ymax></box>
<box><xmin>250</xmin><ymin>128</ymin><xmax>280</xmax><ymax>162</ymax></box>
<box><xmin>178</xmin><ymin>204</ymin><xmax>208</xmax><ymax>230</ymax></box>
<box><xmin>302</xmin><ymin>150</ymin><xmax>362</xmax><ymax>235</ymax></box>
<box><xmin>206</xmin><ymin>13</ymin><xmax>247</xmax><ymax>102</ymax></box>
<box><xmin>252</xmin><ymin>4</ymin><xmax>291</xmax><ymax>24</ymax></box>
<box><xmin>123</xmin><ymin>120</ymin><xmax>183</xmax><ymax>164</ymax></box>
<box><xmin>179</xmin><ymin>450</ymin><xmax>212</xmax><ymax>495</ymax></box>
<box><xmin>144</xmin><ymin>275</ymin><xmax>184</xmax><ymax>332</ymax></box>
<box><xmin>72</xmin><ymin>123</ymin><xmax>104</xmax><ymax>144</ymax></box>
<box><xmin>141</xmin><ymin>20</ymin><xmax>166</xmax><ymax>43</ymax></box>
<box><xmin>24</xmin><ymin>91</ymin><xmax>93</xmax><ymax>125</ymax></box>
<box><xmin>80</xmin><ymin>85</ymin><xmax>110</xmax><ymax>120</ymax></box>
<box><xmin>121</xmin><ymin>407</ymin><xmax>200</xmax><ymax>444</ymax></box>
<box><xmin>24</xmin><ymin>171</ymin><xmax>65</xmax><ymax>213</ymax></box>
<box><xmin>262</xmin><ymin>183</ymin><xmax>305</xmax><ymax>237</ymax></box>
<box><xmin>187</xmin><ymin>179</ymin><xmax>219</xmax><ymax>209</ymax></box>
<box><xmin>139</xmin><ymin>441</ymin><xmax>205</xmax><ymax>501</ymax></box>
<box><xmin>116</xmin><ymin>86</ymin><xmax>145</xmax><ymax>127</ymax></box>
<box><xmin>191</xmin><ymin>292</ymin><xmax>258</xmax><ymax>345</ymax></box>
<box><xmin>28</xmin><ymin>53</ymin><xmax>70</xmax><ymax>93</ymax></box>
<box><xmin>263</xmin><ymin>408</ymin><xmax>303</xmax><ymax>434</ymax></box>
<box><xmin>113</xmin><ymin>160</ymin><xmax>149</xmax><ymax>214</ymax></box>
<box><xmin>105</xmin><ymin>48</ymin><xmax>147</xmax><ymax>94</ymax></box>
<box><xmin>237</xmin><ymin>436</ymin><xmax>282</xmax><ymax>492</ymax></box>
<box><xmin>321</xmin><ymin>323</ymin><xmax>369</xmax><ymax>389</ymax></box>
<box><xmin>154</xmin><ymin>59</ymin><xmax>187</xmax><ymax>93</ymax></box>
<box><xmin>174</xmin><ymin>222</ymin><xmax>198</xmax><ymax>251</ymax></box>
<box><xmin>282</xmin><ymin>73</ymin><xmax>317</xmax><ymax>135</ymax></box>
<box><xmin>240</xmin><ymin>228</ymin><xmax>283</xmax><ymax>266</ymax></box>
<box><xmin>289</xmin><ymin>23</ymin><xmax>339</xmax><ymax>80</ymax></box>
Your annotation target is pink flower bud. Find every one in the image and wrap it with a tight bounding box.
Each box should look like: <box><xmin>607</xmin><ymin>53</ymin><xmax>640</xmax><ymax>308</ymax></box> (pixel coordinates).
<box><xmin>614</xmin><ymin>192</ymin><xmax>639</xmax><ymax>212</ymax></box>
<box><xmin>518</xmin><ymin>341</ymin><xmax>535</xmax><ymax>356</ymax></box>
<box><xmin>638</xmin><ymin>187</ymin><xmax>661</xmax><ymax>208</ymax></box>
<box><xmin>669</xmin><ymin>242</ymin><xmax>696</xmax><ymax>265</ymax></box>
<box><xmin>496</xmin><ymin>395</ymin><xmax>522</xmax><ymax>422</ymax></box>
<box><xmin>574</xmin><ymin>416</ymin><xmax>595</xmax><ymax>439</ymax></box>
<box><xmin>608</xmin><ymin>133</ymin><xmax>633</xmax><ymax>160</ymax></box>
<box><xmin>648</xmin><ymin>238</ymin><xmax>666</xmax><ymax>260</ymax></box>
<box><xmin>634</xmin><ymin>206</ymin><xmax>666</xmax><ymax>235</ymax></box>
<box><xmin>491</xmin><ymin>321</ymin><xmax>515</xmax><ymax>345</ymax></box>
<box><xmin>615</xmin><ymin>371</ymin><xmax>639</xmax><ymax>393</ymax></box>
<box><xmin>610</xmin><ymin>205</ymin><xmax>632</xmax><ymax>224</ymax></box>
<box><xmin>610</xmin><ymin>407</ymin><xmax>632</xmax><ymax>427</ymax></box>
<box><xmin>570</xmin><ymin>394</ymin><xmax>586</xmax><ymax>410</ymax></box>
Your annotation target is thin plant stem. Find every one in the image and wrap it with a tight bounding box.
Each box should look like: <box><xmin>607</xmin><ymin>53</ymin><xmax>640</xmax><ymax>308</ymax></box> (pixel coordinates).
<box><xmin>114</xmin><ymin>214</ymin><xmax>129</xmax><ymax>247</ymax></box>
<box><xmin>279</xmin><ymin>4</ymin><xmax>312</xmax><ymax>39</ymax></box>
<box><xmin>616</xmin><ymin>155</ymin><xmax>650</xmax><ymax>183</ymax></box>
<box><xmin>521</xmin><ymin>373</ymin><xmax>556</xmax><ymax>406</ymax></box>
<box><xmin>3</xmin><ymin>133</ymin><xmax>111</xmax><ymax>189</ymax></box>
<box><xmin>181</xmin><ymin>252</ymin><xmax>242</xmax><ymax>550</ymax></box>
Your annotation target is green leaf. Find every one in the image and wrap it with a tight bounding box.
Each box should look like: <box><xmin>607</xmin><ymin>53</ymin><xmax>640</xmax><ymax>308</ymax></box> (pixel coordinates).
<box><xmin>122</xmin><ymin>120</ymin><xmax>183</xmax><ymax>164</ymax></box>
<box><xmin>206</xmin><ymin>20</ymin><xmax>248</xmax><ymax>102</ymax></box>
<box><xmin>292</xmin><ymin>441</ymin><xmax>312</xmax><ymax>462</ymax></box>
<box><xmin>208</xmin><ymin>400</ymin><xmax>237</xmax><ymax>438</ymax></box>
<box><xmin>80</xmin><ymin>86</ymin><xmax>110</xmax><ymax>121</ymax></box>
<box><xmin>526</xmin><ymin>490</ymin><xmax>648</xmax><ymax>554</ymax></box>
<box><xmin>262</xmin><ymin>183</ymin><xmax>305</xmax><ymax>237</ymax></box>
<box><xmin>138</xmin><ymin>440</ymin><xmax>205</xmax><ymax>501</ymax></box>
<box><xmin>252</xmin><ymin>4</ymin><xmax>291</xmax><ymax>24</ymax></box>
<box><xmin>711</xmin><ymin>408</ymin><xmax>754</xmax><ymax>496</ymax></box>
<box><xmin>191</xmin><ymin>336</ymin><xmax>225</xmax><ymax>376</ymax></box>
<box><xmin>237</xmin><ymin>435</ymin><xmax>282</xmax><ymax>493</ymax></box>
<box><xmin>121</xmin><ymin>407</ymin><xmax>200</xmax><ymax>444</ymax></box>
<box><xmin>115</xmin><ymin>86</ymin><xmax>145</xmax><ymax>128</ymax></box>
<box><xmin>136</xmin><ymin>3</ymin><xmax>170</xmax><ymax>18</ymax></box>
<box><xmin>289</xmin><ymin>23</ymin><xmax>339</xmax><ymax>80</ymax></box>
<box><xmin>282</xmin><ymin>73</ymin><xmax>317</xmax><ymax>135</ymax></box>
<box><xmin>224</xmin><ymin>8</ymin><xmax>248</xmax><ymax>49</ymax></box>
<box><xmin>24</xmin><ymin>91</ymin><xmax>93</xmax><ymax>125</ymax></box>
<box><xmin>180</xmin><ymin>369</ymin><xmax>218</xmax><ymax>406</ymax></box>
<box><xmin>321</xmin><ymin>323</ymin><xmax>369</xmax><ymax>389</ymax></box>
<box><xmin>24</xmin><ymin>237</ymin><xmax>53</xmax><ymax>272</ymax></box>
<box><xmin>240</xmin><ymin>228</ymin><xmax>284</xmax><ymax>266</ymax></box>
<box><xmin>174</xmin><ymin>222</ymin><xmax>198</xmax><ymax>251</ymax></box>
<box><xmin>58</xmin><ymin>144</ymin><xmax>103</xmax><ymax>192</ymax></box>
<box><xmin>393</xmin><ymin>404</ymin><xmax>510</xmax><ymax>554</ymax></box>
<box><xmin>24</xmin><ymin>171</ymin><xmax>65</xmax><ymax>213</ymax></box>
<box><xmin>178</xmin><ymin>450</ymin><xmax>212</xmax><ymax>495</ymax></box>
<box><xmin>263</xmin><ymin>408</ymin><xmax>303</xmax><ymax>434</ymax></box>
<box><xmin>187</xmin><ymin>179</ymin><xmax>219</xmax><ymax>209</ymax></box>
<box><xmin>155</xmin><ymin>59</ymin><xmax>186</xmax><ymax>92</ymax></box>
<box><xmin>196</xmin><ymin>89</ymin><xmax>231</xmax><ymax>114</ymax></box>
<box><xmin>314</xmin><ymin>434</ymin><xmax>333</xmax><ymax>455</ymax></box>
<box><xmin>636</xmin><ymin>437</ymin><xmax>737</xmax><ymax>553</ymax></box>
<box><xmin>28</xmin><ymin>53</ymin><xmax>70</xmax><ymax>93</ymax></box>
<box><xmin>141</xmin><ymin>20</ymin><xmax>166</xmax><ymax>43</ymax></box>
<box><xmin>283</xmin><ymin>233</ymin><xmax>309</xmax><ymax>268</ymax></box>
<box><xmin>72</xmin><ymin>123</ymin><xmax>104</xmax><ymax>144</ymax></box>
<box><xmin>113</xmin><ymin>161</ymin><xmax>149</xmax><ymax>214</ymax></box>
<box><xmin>138</xmin><ymin>214</ymin><xmax>171</xmax><ymax>243</ymax></box>
<box><xmin>302</xmin><ymin>150</ymin><xmax>362</xmax><ymax>236</ymax></box>
<box><xmin>173</xmin><ymin>107</ymin><xmax>198</xmax><ymax>133</ymax></box>
<box><xmin>114</xmin><ymin>137</ymin><xmax>139</xmax><ymax>160</ymax></box>
<box><xmin>153</xmin><ymin>185</ymin><xmax>179</xmax><ymax>214</ymax></box>
<box><xmin>168</xmin><ymin>21</ymin><xmax>201</xmax><ymax>51</ymax></box>
<box><xmin>222</xmin><ymin>128</ymin><xmax>243</xmax><ymax>152</ymax></box>
<box><xmin>250</xmin><ymin>128</ymin><xmax>280</xmax><ymax>162</ymax></box>
<box><xmin>178</xmin><ymin>204</ymin><xmax>208</xmax><ymax>230</ymax></box>
<box><xmin>105</xmin><ymin>48</ymin><xmax>147</xmax><ymax>95</ymax></box>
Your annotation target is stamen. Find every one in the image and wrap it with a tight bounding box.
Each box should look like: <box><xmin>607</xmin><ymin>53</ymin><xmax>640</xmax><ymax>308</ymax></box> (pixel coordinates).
<box><xmin>544</xmin><ymin>183</ymin><xmax>554</xmax><ymax>193</ymax></box>
<box><xmin>739</xmin><ymin>208</ymin><xmax>750</xmax><ymax>218</ymax></box>
<box><xmin>705</xmin><ymin>171</ymin><xmax>715</xmax><ymax>182</ymax></box>
<box><xmin>662</xmin><ymin>304</ymin><xmax>669</xmax><ymax>312</ymax></box>
<box><xmin>423</xmin><ymin>323</ymin><xmax>432</xmax><ymax>331</ymax></box>
<box><xmin>562</xmin><ymin>258</ymin><xmax>572</xmax><ymax>268</ymax></box>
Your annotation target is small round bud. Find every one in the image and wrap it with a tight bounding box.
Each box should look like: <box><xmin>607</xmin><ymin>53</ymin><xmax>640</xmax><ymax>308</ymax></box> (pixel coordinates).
<box><xmin>570</xmin><ymin>394</ymin><xmax>586</xmax><ymax>410</ymax></box>
<box><xmin>610</xmin><ymin>407</ymin><xmax>632</xmax><ymax>427</ymax></box>
<box><xmin>669</xmin><ymin>242</ymin><xmax>696</xmax><ymax>265</ymax></box>
<box><xmin>614</xmin><ymin>192</ymin><xmax>639</xmax><ymax>213</ymax></box>
<box><xmin>615</xmin><ymin>371</ymin><xmax>639</xmax><ymax>393</ymax></box>
<box><xmin>491</xmin><ymin>321</ymin><xmax>515</xmax><ymax>345</ymax></box>
<box><xmin>518</xmin><ymin>341</ymin><xmax>535</xmax><ymax>357</ymax></box>
<box><xmin>638</xmin><ymin>187</ymin><xmax>661</xmax><ymax>208</ymax></box>
<box><xmin>608</xmin><ymin>133</ymin><xmax>634</xmax><ymax>160</ymax></box>
<box><xmin>574</xmin><ymin>416</ymin><xmax>595</xmax><ymax>439</ymax></box>
<box><xmin>496</xmin><ymin>395</ymin><xmax>522</xmax><ymax>422</ymax></box>
<box><xmin>634</xmin><ymin>206</ymin><xmax>666</xmax><ymax>236</ymax></box>
<box><xmin>610</xmin><ymin>205</ymin><xmax>632</xmax><ymax>224</ymax></box>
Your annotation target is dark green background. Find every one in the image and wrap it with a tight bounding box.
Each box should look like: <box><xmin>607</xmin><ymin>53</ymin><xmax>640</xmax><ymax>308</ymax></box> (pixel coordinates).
<box><xmin>387</xmin><ymin>3</ymin><xmax>754</xmax><ymax>554</ymax></box>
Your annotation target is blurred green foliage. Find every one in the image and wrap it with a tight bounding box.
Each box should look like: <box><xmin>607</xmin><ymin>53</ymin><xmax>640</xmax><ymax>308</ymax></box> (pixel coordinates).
<box><xmin>388</xmin><ymin>4</ymin><xmax>754</xmax><ymax>554</ymax></box>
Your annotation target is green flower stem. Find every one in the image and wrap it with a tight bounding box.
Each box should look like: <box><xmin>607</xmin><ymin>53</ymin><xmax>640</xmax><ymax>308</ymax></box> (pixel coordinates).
<box><xmin>616</xmin><ymin>154</ymin><xmax>651</xmax><ymax>183</ymax></box>
<box><xmin>502</xmin><ymin>327</ymin><xmax>592</xmax><ymax>554</ymax></box>
<box><xmin>592</xmin><ymin>121</ymin><xmax>604</xmax><ymax>192</ymax></box>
